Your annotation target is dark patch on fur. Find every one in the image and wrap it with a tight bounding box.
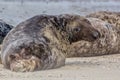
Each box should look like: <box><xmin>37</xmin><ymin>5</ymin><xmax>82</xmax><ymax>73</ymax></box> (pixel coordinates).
<box><xmin>0</xmin><ymin>20</ymin><xmax>13</xmax><ymax>44</ymax></box>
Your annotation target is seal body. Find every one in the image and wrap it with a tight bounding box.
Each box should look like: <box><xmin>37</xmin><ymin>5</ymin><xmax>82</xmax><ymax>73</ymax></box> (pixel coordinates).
<box><xmin>86</xmin><ymin>11</ymin><xmax>120</xmax><ymax>31</ymax></box>
<box><xmin>69</xmin><ymin>11</ymin><xmax>120</xmax><ymax>57</ymax></box>
<box><xmin>1</xmin><ymin>14</ymin><xmax>99</xmax><ymax>72</ymax></box>
<box><xmin>0</xmin><ymin>20</ymin><xmax>13</xmax><ymax>63</ymax></box>
<box><xmin>70</xmin><ymin>18</ymin><xmax>119</xmax><ymax>57</ymax></box>
<box><xmin>0</xmin><ymin>20</ymin><xmax>13</xmax><ymax>44</ymax></box>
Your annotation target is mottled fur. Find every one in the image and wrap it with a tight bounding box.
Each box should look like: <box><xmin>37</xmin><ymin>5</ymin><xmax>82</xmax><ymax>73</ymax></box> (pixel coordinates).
<box><xmin>1</xmin><ymin>14</ymin><xmax>99</xmax><ymax>72</ymax></box>
<box><xmin>69</xmin><ymin>11</ymin><xmax>120</xmax><ymax>57</ymax></box>
<box><xmin>86</xmin><ymin>11</ymin><xmax>120</xmax><ymax>32</ymax></box>
<box><xmin>70</xmin><ymin>18</ymin><xmax>119</xmax><ymax>57</ymax></box>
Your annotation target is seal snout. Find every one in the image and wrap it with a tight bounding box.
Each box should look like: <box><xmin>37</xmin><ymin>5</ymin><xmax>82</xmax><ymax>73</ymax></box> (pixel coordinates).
<box><xmin>92</xmin><ymin>30</ymin><xmax>100</xmax><ymax>40</ymax></box>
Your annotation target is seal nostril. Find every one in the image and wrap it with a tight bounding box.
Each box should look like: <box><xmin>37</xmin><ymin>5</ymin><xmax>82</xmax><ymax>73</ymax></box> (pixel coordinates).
<box><xmin>92</xmin><ymin>31</ymin><xmax>99</xmax><ymax>39</ymax></box>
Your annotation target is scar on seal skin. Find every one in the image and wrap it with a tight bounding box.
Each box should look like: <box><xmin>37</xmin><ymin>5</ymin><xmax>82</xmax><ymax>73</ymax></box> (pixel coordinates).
<box><xmin>1</xmin><ymin>14</ymin><xmax>100</xmax><ymax>72</ymax></box>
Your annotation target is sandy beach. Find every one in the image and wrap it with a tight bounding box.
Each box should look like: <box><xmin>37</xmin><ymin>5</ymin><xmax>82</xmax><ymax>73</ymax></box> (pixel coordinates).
<box><xmin>1</xmin><ymin>54</ymin><xmax>120</xmax><ymax>80</ymax></box>
<box><xmin>0</xmin><ymin>0</ymin><xmax>120</xmax><ymax>80</ymax></box>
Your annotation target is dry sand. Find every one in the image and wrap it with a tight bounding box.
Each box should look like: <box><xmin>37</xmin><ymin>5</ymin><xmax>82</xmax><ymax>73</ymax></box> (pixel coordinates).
<box><xmin>0</xmin><ymin>0</ymin><xmax>120</xmax><ymax>80</ymax></box>
<box><xmin>1</xmin><ymin>54</ymin><xmax>120</xmax><ymax>80</ymax></box>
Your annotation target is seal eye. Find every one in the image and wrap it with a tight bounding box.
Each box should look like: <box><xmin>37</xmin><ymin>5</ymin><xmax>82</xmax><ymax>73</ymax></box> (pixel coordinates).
<box><xmin>73</xmin><ymin>27</ymin><xmax>81</xmax><ymax>32</ymax></box>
